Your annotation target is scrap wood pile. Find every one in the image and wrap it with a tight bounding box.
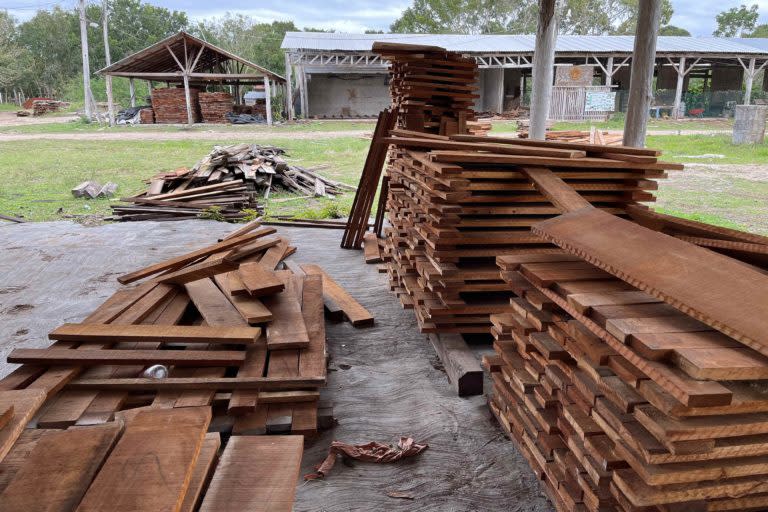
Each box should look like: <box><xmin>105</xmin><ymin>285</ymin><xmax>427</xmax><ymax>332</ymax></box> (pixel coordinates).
<box><xmin>199</xmin><ymin>92</ymin><xmax>234</xmax><ymax>124</ymax></box>
<box><xmin>112</xmin><ymin>143</ymin><xmax>354</xmax><ymax>222</ymax></box>
<box><xmin>0</xmin><ymin>221</ymin><xmax>374</xmax><ymax>510</ymax></box>
<box><xmin>518</xmin><ymin>126</ymin><xmax>623</xmax><ymax>146</ymax></box>
<box><xmin>151</xmin><ymin>87</ymin><xmax>201</xmax><ymax>124</ymax></box>
<box><xmin>485</xmin><ymin>170</ymin><xmax>768</xmax><ymax>511</ymax></box>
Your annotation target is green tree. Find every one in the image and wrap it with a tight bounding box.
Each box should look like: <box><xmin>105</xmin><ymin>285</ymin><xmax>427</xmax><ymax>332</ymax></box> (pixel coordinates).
<box><xmin>659</xmin><ymin>25</ymin><xmax>691</xmax><ymax>36</ymax></box>
<box><xmin>0</xmin><ymin>11</ymin><xmax>32</xmax><ymax>93</ymax></box>
<box><xmin>713</xmin><ymin>4</ymin><xmax>759</xmax><ymax>37</ymax></box>
<box><xmin>746</xmin><ymin>24</ymin><xmax>768</xmax><ymax>37</ymax></box>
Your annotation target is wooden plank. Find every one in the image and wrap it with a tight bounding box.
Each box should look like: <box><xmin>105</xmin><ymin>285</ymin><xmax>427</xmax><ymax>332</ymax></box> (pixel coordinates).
<box><xmin>533</xmin><ymin>208</ymin><xmax>768</xmax><ymax>357</ymax></box>
<box><xmin>299</xmin><ymin>274</ymin><xmax>327</xmax><ymax>379</ymax></box>
<box><xmin>76</xmin><ymin>407</ymin><xmax>211</xmax><ymax>512</ymax></box>
<box><xmin>157</xmin><ymin>257</ymin><xmax>239</xmax><ymax>284</ymax></box>
<box><xmin>428</xmin><ymin>333</ymin><xmax>483</xmax><ymax>396</ymax></box>
<box><xmin>363</xmin><ymin>232</ymin><xmax>383</xmax><ymax>263</ymax></box>
<box><xmin>261</xmin><ymin>271</ymin><xmax>310</xmax><ymax>350</ymax></box>
<box><xmin>213</xmin><ymin>273</ymin><xmax>273</xmax><ymax>324</ymax></box>
<box><xmin>8</xmin><ymin>348</ymin><xmax>246</xmax><ymax>367</ymax></box>
<box><xmin>185</xmin><ymin>278</ymin><xmax>248</xmax><ymax>326</ymax></box>
<box><xmin>519</xmin><ymin>167</ymin><xmax>593</xmax><ymax>213</ymax></box>
<box><xmin>449</xmin><ymin>133</ymin><xmax>662</xmax><ymax>156</ymax></box>
<box><xmin>385</xmin><ymin>136</ymin><xmax>588</xmax><ymax>158</ymax></box>
<box><xmin>82</xmin><ymin>282</ymin><xmax>158</xmax><ymax>324</ymax></box>
<box><xmin>0</xmin><ymin>422</ymin><xmax>122</xmax><ymax>512</ymax></box>
<box><xmin>179</xmin><ymin>434</ymin><xmax>221</xmax><ymax>512</ymax></box>
<box><xmin>302</xmin><ymin>264</ymin><xmax>374</xmax><ymax>327</ymax></box>
<box><xmin>198</xmin><ymin>436</ymin><xmax>303</xmax><ymax>512</ymax></box>
<box><xmin>238</xmin><ymin>263</ymin><xmax>285</xmax><ymax>296</ymax></box>
<box><xmin>257</xmin><ymin>239</ymin><xmax>290</xmax><ymax>270</ymax></box>
<box><xmin>221</xmin><ymin>219</ymin><xmax>262</xmax><ymax>241</ymax></box>
<box><xmin>49</xmin><ymin>323</ymin><xmax>261</xmax><ymax>345</ymax></box>
<box><xmin>68</xmin><ymin>376</ymin><xmax>324</xmax><ymax>391</ymax></box>
<box><xmin>0</xmin><ymin>406</ymin><xmax>12</xmax><ymax>431</ymax></box>
<box><xmin>117</xmin><ymin>229</ymin><xmax>275</xmax><ymax>284</ymax></box>
<box><xmin>0</xmin><ymin>389</ymin><xmax>47</xmax><ymax>461</ymax></box>
<box><xmin>0</xmin><ymin>430</ymin><xmax>53</xmax><ymax>494</ymax></box>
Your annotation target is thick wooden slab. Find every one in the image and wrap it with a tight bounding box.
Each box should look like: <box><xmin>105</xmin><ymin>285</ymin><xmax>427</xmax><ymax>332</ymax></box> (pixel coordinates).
<box><xmin>185</xmin><ymin>278</ymin><xmax>248</xmax><ymax>326</ymax></box>
<box><xmin>157</xmin><ymin>257</ymin><xmax>239</xmax><ymax>284</ymax></box>
<box><xmin>179</xmin><ymin>433</ymin><xmax>221</xmax><ymax>512</ymax></box>
<box><xmin>519</xmin><ymin>167</ymin><xmax>593</xmax><ymax>213</ymax></box>
<box><xmin>0</xmin><ymin>422</ymin><xmax>122</xmax><ymax>512</ymax></box>
<box><xmin>261</xmin><ymin>272</ymin><xmax>310</xmax><ymax>350</ymax></box>
<box><xmin>8</xmin><ymin>348</ymin><xmax>246</xmax><ymax>367</ymax></box>
<box><xmin>533</xmin><ymin>208</ymin><xmax>768</xmax><ymax>357</ymax></box>
<box><xmin>49</xmin><ymin>323</ymin><xmax>261</xmax><ymax>345</ymax></box>
<box><xmin>68</xmin><ymin>376</ymin><xmax>324</xmax><ymax>391</ymax></box>
<box><xmin>238</xmin><ymin>263</ymin><xmax>285</xmax><ymax>296</ymax></box>
<box><xmin>302</xmin><ymin>264</ymin><xmax>374</xmax><ymax>327</ymax></box>
<box><xmin>213</xmin><ymin>273</ymin><xmax>273</xmax><ymax>324</ymax></box>
<box><xmin>0</xmin><ymin>389</ymin><xmax>47</xmax><ymax>461</ymax></box>
<box><xmin>198</xmin><ymin>436</ymin><xmax>303</xmax><ymax>512</ymax></box>
<box><xmin>76</xmin><ymin>407</ymin><xmax>211</xmax><ymax>512</ymax></box>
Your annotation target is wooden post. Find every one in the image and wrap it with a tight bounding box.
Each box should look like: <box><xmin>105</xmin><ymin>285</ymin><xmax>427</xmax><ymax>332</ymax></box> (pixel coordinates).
<box><xmin>129</xmin><ymin>78</ymin><xmax>136</xmax><ymax>107</ymax></box>
<box><xmin>744</xmin><ymin>57</ymin><xmax>755</xmax><ymax>105</ymax></box>
<box><xmin>285</xmin><ymin>52</ymin><xmax>294</xmax><ymax>120</ymax></box>
<box><xmin>623</xmin><ymin>0</ymin><xmax>661</xmax><ymax>148</ymax></box>
<box><xmin>605</xmin><ymin>56</ymin><xmax>614</xmax><ymax>86</ymax></box>
<box><xmin>264</xmin><ymin>76</ymin><xmax>272</xmax><ymax>126</ymax></box>
<box><xmin>299</xmin><ymin>66</ymin><xmax>309</xmax><ymax>118</ymax></box>
<box><xmin>182</xmin><ymin>74</ymin><xmax>194</xmax><ymax>125</ymax></box>
<box><xmin>102</xmin><ymin>0</ymin><xmax>114</xmax><ymax>126</ymax></box>
<box><xmin>673</xmin><ymin>57</ymin><xmax>686</xmax><ymax>119</ymax></box>
<box><xmin>78</xmin><ymin>0</ymin><xmax>94</xmax><ymax>120</ymax></box>
<box><xmin>529</xmin><ymin>0</ymin><xmax>558</xmax><ymax>140</ymax></box>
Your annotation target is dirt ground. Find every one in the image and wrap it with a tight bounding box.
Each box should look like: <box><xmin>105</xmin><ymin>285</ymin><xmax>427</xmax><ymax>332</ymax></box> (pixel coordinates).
<box><xmin>0</xmin><ymin>129</ymin><xmax>372</xmax><ymax>142</ymax></box>
<box><xmin>0</xmin><ymin>110</ymin><xmax>78</xmax><ymax>126</ymax></box>
<box><xmin>0</xmin><ymin>220</ymin><xmax>553</xmax><ymax>512</ymax></box>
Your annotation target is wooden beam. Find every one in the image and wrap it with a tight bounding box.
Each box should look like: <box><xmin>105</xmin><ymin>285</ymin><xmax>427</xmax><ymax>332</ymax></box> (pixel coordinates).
<box><xmin>8</xmin><ymin>348</ymin><xmax>247</xmax><ymax>367</ymax></box>
<box><xmin>49</xmin><ymin>323</ymin><xmax>262</xmax><ymax>345</ymax></box>
<box><xmin>67</xmin><ymin>376</ymin><xmax>325</xmax><ymax>391</ymax></box>
<box><xmin>519</xmin><ymin>167</ymin><xmax>593</xmax><ymax>213</ymax></box>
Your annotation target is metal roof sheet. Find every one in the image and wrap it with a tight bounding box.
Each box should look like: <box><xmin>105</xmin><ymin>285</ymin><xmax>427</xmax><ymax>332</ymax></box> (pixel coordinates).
<box><xmin>281</xmin><ymin>32</ymin><xmax>768</xmax><ymax>55</ymax></box>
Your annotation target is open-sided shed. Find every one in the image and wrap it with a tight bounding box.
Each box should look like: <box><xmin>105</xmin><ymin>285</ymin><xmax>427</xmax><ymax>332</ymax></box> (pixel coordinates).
<box><xmin>99</xmin><ymin>31</ymin><xmax>286</xmax><ymax>125</ymax></box>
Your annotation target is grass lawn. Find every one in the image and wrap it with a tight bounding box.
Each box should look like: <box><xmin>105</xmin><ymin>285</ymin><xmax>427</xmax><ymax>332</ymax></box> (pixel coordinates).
<box><xmin>0</xmin><ymin>137</ymin><xmax>369</xmax><ymax>222</ymax></box>
<box><xmin>491</xmin><ymin>118</ymin><xmax>734</xmax><ymax>133</ymax></box>
<box><xmin>0</xmin><ymin>118</ymin><xmax>376</xmax><ymax>135</ymax></box>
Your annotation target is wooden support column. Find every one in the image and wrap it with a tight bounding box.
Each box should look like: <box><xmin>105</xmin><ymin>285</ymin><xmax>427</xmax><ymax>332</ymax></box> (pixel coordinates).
<box><xmin>529</xmin><ymin>0</ymin><xmax>558</xmax><ymax>140</ymax></box>
<box><xmin>605</xmin><ymin>56</ymin><xmax>614</xmax><ymax>86</ymax></box>
<box><xmin>129</xmin><ymin>78</ymin><xmax>136</xmax><ymax>107</ymax></box>
<box><xmin>285</xmin><ymin>52</ymin><xmax>295</xmax><ymax>120</ymax></box>
<box><xmin>264</xmin><ymin>76</ymin><xmax>272</xmax><ymax>126</ymax></box>
<box><xmin>744</xmin><ymin>57</ymin><xmax>756</xmax><ymax>105</ymax></box>
<box><xmin>183</xmin><ymin>74</ymin><xmax>194</xmax><ymax>125</ymax></box>
<box><xmin>673</xmin><ymin>57</ymin><xmax>686</xmax><ymax>119</ymax></box>
<box><xmin>299</xmin><ymin>66</ymin><xmax>309</xmax><ymax>118</ymax></box>
<box><xmin>623</xmin><ymin>0</ymin><xmax>662</xmax><ymax>148</ymax></box>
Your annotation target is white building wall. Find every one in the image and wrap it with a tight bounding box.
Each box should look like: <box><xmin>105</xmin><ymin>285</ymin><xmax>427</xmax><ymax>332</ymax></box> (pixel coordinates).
<box><xmin>307</xmin><ymin>73</ymin><xmax>391</xmax><ymax>117</ymax></box>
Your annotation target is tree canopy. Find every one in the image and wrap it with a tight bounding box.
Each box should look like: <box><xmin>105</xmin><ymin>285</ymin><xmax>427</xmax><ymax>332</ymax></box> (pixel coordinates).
<box><xmin>658</xmin><ymin>25</ymin><xmax>691</xmax><ymax>36</ymax></box>
<box><xmin>713</xmin><ymin>4</ymin><xmax>759</xmax><ymax>37</ymax></box>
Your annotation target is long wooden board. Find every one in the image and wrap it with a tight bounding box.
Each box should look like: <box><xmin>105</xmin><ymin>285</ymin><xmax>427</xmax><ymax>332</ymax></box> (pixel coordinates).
<box><xmin>198</xmin><ymin>436</ymin><xmax>303</xmax><ymax>512</ymax></box>
<box><xmin>0</xmin><ymin>389</ymin><xmax>47</xmax><ymax>461</ymax></box>
<box><xmin>49</xmin><ymin>323</ymin><xmax>261</xmax><ymax>345</ymax></box>
<box><xmin>0</xmin><ymin>422</ymin><xmax>122</xmax><ymax>512</ymax></box>
<box><xmin>302</xmin><ymin>264</ymin><xmax>374</xmax><ymax>327</ymax></box>
<box><xmin>76</xmin><ymin>407</ymin><xmax>211</xmax><ymax>512</ymax></box>
<box><xmin>261</xmin><ymin>271</ymin><xmax>310</xmax><ymax>350</ymax></box>
<box><xmin>8</xmin><ymin>348</ymin><xmax>246</xmax><ymax>366</ymax></box>
<box><xmin>179</xmin><ymin>433</ymin><xmax>221</xmax><ymax>512</ymax></box>
<box><xmin>238</xmin><ymin>263</ymin><xmax>285</xmax><ymax>296</ymax></box>
<box><xmin>67</xmin><ymin>376</ymin><xmax>325</xmax><ymax>391</ymax></box>
<box><xmin>532</xmin><ymin>208</ymin><xmax>768</xmax><ymax>357</ymax></box>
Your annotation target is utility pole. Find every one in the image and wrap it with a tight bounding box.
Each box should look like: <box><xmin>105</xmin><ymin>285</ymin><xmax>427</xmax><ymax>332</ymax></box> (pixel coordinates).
<box><xmin>78</xmin><ymin>0</ymin><xmax>94</xmax><ymax>120</ymax></box>
<box><xmin>102</xmin><ymin>0</ymin><xmax>114</xmax><ymax>126</ymax></box>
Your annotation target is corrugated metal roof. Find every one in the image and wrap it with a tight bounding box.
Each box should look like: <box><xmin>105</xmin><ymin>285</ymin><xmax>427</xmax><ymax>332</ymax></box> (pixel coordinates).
<box><xmin>281</xmin><ymin>32</ymin><xmax>768</xmax><ymax>55</ymax></box>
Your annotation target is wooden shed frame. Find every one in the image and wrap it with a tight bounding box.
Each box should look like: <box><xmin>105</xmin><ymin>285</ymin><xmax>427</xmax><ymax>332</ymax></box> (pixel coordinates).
<box><xmin>99</xmin><ymin>31</ymin><xmax>286</xmax><ymax>125</ymax></box>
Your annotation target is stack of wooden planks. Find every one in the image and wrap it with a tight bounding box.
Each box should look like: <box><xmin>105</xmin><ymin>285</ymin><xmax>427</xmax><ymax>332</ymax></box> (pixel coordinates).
<box><xmin>380</xmin><ymin>131</ymin><xmax>678</xmax><ymax>334</ymax></box>
<box><xmin>113</xmin><ymin>144</ymin><xmax>354</xmax><ymax>222</ymax></box>
<box><xmin>518</xmin><ymin>128</ymin><xmax>624</xmax><ymax>146</ymax></box>
<box><xmin>199</xmin><ymin>92</ymin><xmax>233</xmax><ymax>123</ymax></box>
<box><xmin>372</xmin><ymin>42</ymin><xmax>481</xmax><ymax>136</ymax></box>
<box><xmin>486</xmin><ymin>170</ymin><xmax>768</xmax><ymax>511</ymax></box>
<box><xmin>0</xmin><ymin>221</ymin><xmax>375</xmax><ymax>509</ymax></box>
<box><xmin>139</xmin><ymin>107</ymin><xmax>155</xmax><ymax>124</ymax></box>
<box><xmin>151</xmin><ymin>87</ymin><xmax>201</xmax><ymax>124</ymax></box>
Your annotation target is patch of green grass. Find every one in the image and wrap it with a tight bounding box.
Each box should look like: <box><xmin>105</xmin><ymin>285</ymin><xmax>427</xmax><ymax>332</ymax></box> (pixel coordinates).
<box><xmin>653</xmin><ymin>207</ymin><xmax>749</xmax><ymax>231</ymax></box>
<box><xmin>0</xmin><ymin>137</ymin><xmax>368</xmax><ymax>222</ymax></box>
<box><xmin>0</xmin><ymin>103</ymin><xmax>20</xmax><ymax>112</ymax></box>
<box><xmin>0</xmin><ymin>119</ymin><xmax>376</xmax><ymax>135</ymax></box>
<box><xmin>648</xmin><ymin>134</ymin><xmax>768</xmax><ymax>164</ymax></box>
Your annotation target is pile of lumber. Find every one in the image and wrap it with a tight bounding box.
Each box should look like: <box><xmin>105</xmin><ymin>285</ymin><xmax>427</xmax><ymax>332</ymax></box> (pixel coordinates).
<box><xmin>199</xmin><ymin>92</ymin><xmax>233</xmax><ymax>123</ymax></box>
<box><xmin>0</xmin><ymin>221</ymin><xmax>374</xmax><ymax>510</ymax></box>
<box><xmin>30</xmin><ymin>99</ymin><xmax>68</xmax><ymax>116</ymax></box>
<box><xmin>151</xmin><ymin>87</ymin><xmax>201</xmax><ymax>123</ymax></box>
<box><xmin>486</xmin><ymin>169</ymin><xmax>768</xmax><ymax>511</ymax></box>
<box><xmin>112</xmin><ymin>144</ymin><xmax>354</xmax><ymax>222</ymax></box>
<box><xmin>373</xmin><ymin>42</ymin><xmax>481</xmax><ymax>136</ymax></box>
<box><xmin>519</xmin><ymin>128</ymin><xmax>624</xmax><ymax>146</ymax></box>
<box><xmin>380</xmin><ymin>131</ymin><xmax>677</xmax><ymax>334</ymax></box>
<box><xmin>139</xmin><ymin>107</ymin><xmax>155</xmax><ymax>124</ymax></box>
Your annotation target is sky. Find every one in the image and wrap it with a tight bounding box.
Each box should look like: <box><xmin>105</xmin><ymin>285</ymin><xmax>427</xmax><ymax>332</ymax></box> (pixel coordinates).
<box><xmin>4</xmin><ymin>0</ymin><xmax>768</xmax><ymax>36</ymax></box>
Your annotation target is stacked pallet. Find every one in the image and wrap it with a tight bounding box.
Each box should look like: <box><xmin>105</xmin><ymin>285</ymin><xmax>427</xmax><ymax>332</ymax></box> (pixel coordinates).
<box><xmin>151</xmin><ymin>87</ymin><xmax>200</xmax><ymax>123</ymax></box>
<box><xmin>487</xmin><ymin>172</ymin><xmax>768</xmax><ymax>511</ymax></box>
<box><xmin>381</xmin><ymin>131</ymin><xmax>678</xmax><ymax>334</ymax></box>
<box><xmin>0</xmin><ymin>221</ymin><xmax>374</xmax><ymax>510</ymax></box>
<box><xmin>199</xmin><ymin>92</ymin><xmax>233</xmax><ymax>123</ymax></box>
<box><xmin>113</xmin><ymin>144</ymin><xmax>354</xmax><ymax>222</ymax></box>
<box><xmin>373</xmin><ymin>42</ymin><xmax>480</xmax><ymax>136</ymax></box>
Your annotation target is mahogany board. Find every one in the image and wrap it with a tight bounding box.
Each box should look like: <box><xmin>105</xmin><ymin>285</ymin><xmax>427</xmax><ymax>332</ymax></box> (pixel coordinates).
<box><xmin>49</xmin><ymin>323</ymin><xmax>261</xmax><ymax>345</ymax></box>
<box><xmin>179</xmin><ymin>433</ymin><xmax>221</xmax><ymax>512</ymax></box>
<box><xmin>67</xmin><ymin>376</ymin><xmax>324</xmax><ymax>391</ymax></box>
<box><xmin>117</xmin><ymin>229</ymin><xmax>274</xmax><ymax>284</ymax></box>
<box><xmin>518</xmin><ymin>167</ymin><xmax>594</xmax><ymax>213</ymax></box>
<box><xmin>213</xmin><ymin>273</ymin><xmax>273</xmax><ymax>324</ymax></box>
<box><xmin>184</xmin><ymin>278</ymin><xmax>248</xmax><ymax>326</ymax></box>
<box><xmin>75</xmin><ymin>407</ymin><xmax>211</xmax><ymax>512</ymax></box>
<box><xmin>302</xmin><ymin>264</ymin><xmax>374</xmax><ymax>327</ymax></box>
<box><xmin>8</xmin><ymin>348</ymin><xmax>246</xmax><ymax>367</ymax></box>
<box><xmin>0</xmin><ymin>422</ymin><xmax>122</xmax><ymax>512</ymax></box>
<box><xmin>261</xmin><ymin>271</ymin><xmax>310</xmax><ymax>350</ymax></box>
<box><xmin>0</xmin><ymin>389</ymin><xmax>47</xmax><ymax>462</ymax></box>
<box><xmin>0</xmin><ymin>406</ymin><xmax>12</xmax><ymax>431</ymax></box>
<box><xmin>198</xmin><ymin>436</ymin><xmax>303</xmax><ymax>512</ymax></box>
<box><xmin>533</xmin><ymin>208</ymin><xmax>768</xmax><ymax>358</ymax></box>
<box><xmin>156</xmin><ymin>257</ymin><xmax>239</xmax><ymax>284</ymax></box>
<box><xmin>449</xmin><ymin>133</ymin><xmax>662</xmax><ymax>157</ymax></box>
<box><xmin>299</xmin><ymin>274</ymin><xmax>327</xmax><ymax>379</ymax></box>
<box><xmin>238</xmin><ymin>263</ymin><xmax>285</xmax><ymax>296</ymax></box>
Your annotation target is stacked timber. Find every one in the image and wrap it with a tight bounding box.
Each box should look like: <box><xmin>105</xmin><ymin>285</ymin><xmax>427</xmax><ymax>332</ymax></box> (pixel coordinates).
<box><xmin>0</xmin><ymin>222</ymin><xmax>374</xmax><ymax>510</ymax></box>
<box><xmin>151</xmin><ymin>87</ymin><xmax>201</xmax><ymax>123</ymax></box>
<box><xmin>373</xmin><ymin>42</ymin><xmax>480</xmax><ymax>136</ymax></box>
<box><xmin>199</xmin><ymin>92</ymin><xmax>233</xmax><ymax>123</ymax></box>
<box><xmin>487</xmin><ymin>170</ymin><xmax>768</xmax><ymax>511</ymax></box>
<box><xmin>30</xmin><ymin>99</ymin><xmax>68</xmax><ymax>116</ymax></box>
<box><xmin>518</xmin><ymin>128</ymin><xmax>624</xmax><ymax>146</ymax></box>
<box><xmin>112</xmin><ymin>144</ymin><xmax>354</xmax><ymax>222</ymax></box>
<box><xmin>381</xmin><ymin>131</ymin><xmax>677</xmax><ymax>334</ymax></box>
<box><xmin>139</xmin><ymin>107</ymin><xmax>155</xmax><ymax>124</ymax></box>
